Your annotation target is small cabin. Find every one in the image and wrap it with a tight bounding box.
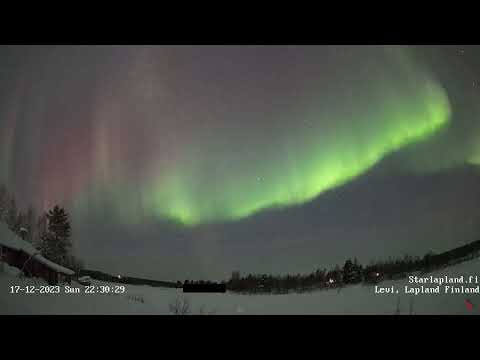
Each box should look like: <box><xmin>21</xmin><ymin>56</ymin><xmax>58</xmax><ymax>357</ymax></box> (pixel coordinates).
<box><xmin>0</xmin><ymin>225</ymin><xmax>74</xmax><ymax>285</ymax></box>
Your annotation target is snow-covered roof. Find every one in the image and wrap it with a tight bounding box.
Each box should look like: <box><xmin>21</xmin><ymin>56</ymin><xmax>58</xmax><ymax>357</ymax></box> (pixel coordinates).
<box><xmin>0</xmin><ymin>224</ymin><xmax>36</xmax><ymax>255</ymax></box>
<box><xmin>0</xmin><ymin>223</ymin><xmax>75</xmax><ymax>276</ymax></box>
<box><xmin>32</xmin><ymin>254</ymin><xmax>75</xmax><ymax>276</ymax></box>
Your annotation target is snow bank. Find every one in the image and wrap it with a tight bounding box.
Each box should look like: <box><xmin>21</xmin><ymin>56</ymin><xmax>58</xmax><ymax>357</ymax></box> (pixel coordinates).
<box><xmin>0</xmin><ymin>262</ymin><xmax>21</xmax><ymax>277</ymax></box>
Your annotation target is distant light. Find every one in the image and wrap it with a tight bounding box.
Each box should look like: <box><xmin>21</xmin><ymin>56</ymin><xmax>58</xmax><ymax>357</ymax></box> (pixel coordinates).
<box><xmin>376</xmin><ymin>273</ymin><xmax>379</xmax><ymax>277</ymax></box>
<box><xmin>118</xmin><ymin>275</ymin><xmax>121</xmax><ymax>279</ymax></box>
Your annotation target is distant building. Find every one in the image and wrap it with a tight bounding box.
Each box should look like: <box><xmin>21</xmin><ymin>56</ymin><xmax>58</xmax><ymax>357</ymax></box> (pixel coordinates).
<box><xmin>231</xmin><ymin>271</ymin><xmax>240</xmax><ymax>281</ymax></box>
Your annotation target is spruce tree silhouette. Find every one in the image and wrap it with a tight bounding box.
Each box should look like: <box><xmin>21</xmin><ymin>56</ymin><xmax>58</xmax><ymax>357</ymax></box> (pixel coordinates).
<box><xmin>42</xmin><ymin>205</ymin><xmax>72</xmax><ymax>265</ymax></box>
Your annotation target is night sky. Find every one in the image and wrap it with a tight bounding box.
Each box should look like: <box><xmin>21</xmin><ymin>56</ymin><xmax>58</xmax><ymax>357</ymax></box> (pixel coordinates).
<box><xmin>1</xmin><ymin>45</ymin><xmax>480</xmax><ymax>281</ymax></box>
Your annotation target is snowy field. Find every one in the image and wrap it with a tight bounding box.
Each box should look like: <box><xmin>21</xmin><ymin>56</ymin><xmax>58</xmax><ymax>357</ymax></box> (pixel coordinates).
<box><xmin>2</xmin><ymin>257</ymin><xmax>480</xmax><ymax>315</ymax></box>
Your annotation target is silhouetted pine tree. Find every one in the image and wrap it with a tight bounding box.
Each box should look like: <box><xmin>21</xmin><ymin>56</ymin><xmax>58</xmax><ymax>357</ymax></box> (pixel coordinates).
<box><xmin>0</xmin><ymin>185</ymin><xmax>8</xmax><ymax>222</ymax></box>
<box><xmin>42</xmin><ymin>205</ymin><xmax>72</xmax><ymax>265</ymax></box>
<box><xmin>352</xmin><ymin>257</ymin><xmax>363</xmax><ymax>283</ymax></box>
<box><xmin>35</xmin><ymin>213</ymin><xmax>48</xmax><ymax>249</ymax></box>
<box><xmin>25</xmin><ymin>206</ymin><xmax>36</xmax><ymax>243</ymax></box>
<box><xmin>343</xmin><ymin>258</ymin><xmax>354</xmax><ymax>284</ymax></box>
<box><xmin>14</xmin><ymin>211</ymin><xmax>28</xmax><ymax>239</ymax></box>
<box><xmin>5</xmin><ymin>196</ymin><xmax>18</xmax><ymax>233</ymax></box>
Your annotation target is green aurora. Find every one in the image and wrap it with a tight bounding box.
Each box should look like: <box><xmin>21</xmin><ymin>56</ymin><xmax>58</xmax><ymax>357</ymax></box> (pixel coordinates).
<box><xmin>54</xmin><ymin>47</ymin><xmax>453</xmax><ymax>227</ymax></box>
<box><xmin>143</xmin><ymin>70</ymin><xmax>451</xmax><ymax>225</ymax></box>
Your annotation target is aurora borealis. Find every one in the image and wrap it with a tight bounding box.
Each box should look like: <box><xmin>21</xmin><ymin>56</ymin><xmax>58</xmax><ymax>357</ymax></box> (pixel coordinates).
<box><xmin>0</xmin><ymin>46</ymin><xmax>452</xmax><ymax>224</ymax></box>
<box><xmin>2</xmin><ymin>45</ymin><xmax>480</xmax><ymax>279</ymax></box>
<box><xmin>144</xmin><ymin>76</ymin><xmax>450</xmax><ymax>225</ymax></box>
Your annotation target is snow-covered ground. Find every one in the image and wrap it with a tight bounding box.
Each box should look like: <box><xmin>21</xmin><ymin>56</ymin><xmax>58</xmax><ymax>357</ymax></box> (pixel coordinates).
<box><xmin>2</xmin><ymin>257</ymin><xmax>480</xmax><ymax>314</ymax></box>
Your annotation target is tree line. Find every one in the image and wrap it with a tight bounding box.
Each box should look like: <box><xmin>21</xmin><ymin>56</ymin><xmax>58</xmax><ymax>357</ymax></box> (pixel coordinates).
<box><xmin>0</xmin><ymin>184</ymin><xmax>84</xmax><ymax>273</ymax></box>
<box><xmin>226</xmin><ymin>241</ymin><xmax>480</xmax><ymax>294</ymax></box>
